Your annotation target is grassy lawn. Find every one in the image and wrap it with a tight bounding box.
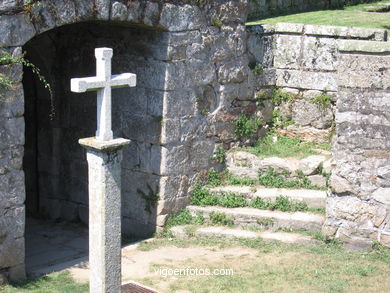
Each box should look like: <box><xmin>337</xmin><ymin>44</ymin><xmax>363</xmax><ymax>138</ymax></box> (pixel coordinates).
<box><xmin>247</xmin><ymin>0</ymin><xmax>390</xmax><ymax>33</ymax></box>
<box><xmin>137</xmin><ymin>236</ymin><xmax>390</xmax><ymax>293</ymax></box>
<box><xmin>1</xmin><ymin>236</ymin><xmax>389</xmax><ymax>293</ymax></box>
<box><xmin>1</xmin><ymin>272</ymin><xmax>88</xmax><ymax>293</ymax></box>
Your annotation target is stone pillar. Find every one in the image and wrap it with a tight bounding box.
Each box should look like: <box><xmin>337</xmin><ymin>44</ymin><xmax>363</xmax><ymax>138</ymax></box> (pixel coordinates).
<box><xmin>79</xmin><ymin>137</ymin><xmax>130</xmax><ymax>293</ymax></box>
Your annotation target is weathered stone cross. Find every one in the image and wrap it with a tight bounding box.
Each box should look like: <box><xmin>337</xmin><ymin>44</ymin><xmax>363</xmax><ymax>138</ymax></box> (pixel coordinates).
<box><xmin>71</xmin><ymin>47</ymin><xmax>136</xmax><ymax>141</ymax></box>
<box><xmin>71</xmin><ymin>48</ymin><xmax>135</xmax><ymax>293</ymax></box>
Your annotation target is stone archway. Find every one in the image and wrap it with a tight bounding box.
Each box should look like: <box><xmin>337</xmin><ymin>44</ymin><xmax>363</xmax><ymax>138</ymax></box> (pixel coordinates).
<box><xmin>0</xmin><ymin>0</ymin><xmax>250</xmax><ymax>280</ymax></box>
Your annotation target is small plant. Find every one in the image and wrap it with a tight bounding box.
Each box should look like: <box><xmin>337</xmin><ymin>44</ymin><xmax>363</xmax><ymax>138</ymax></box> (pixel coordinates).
<box><xmin>0</xmin><ymin>50</ymin><xmax>54</xmax><ymax>118</ymax></box>
<box><xmin>251</xmin><ymin>197</ymin><xmax>267</xmax><ymax>209</ymax></box>
<box><xmin>213</xmin><ymin>146</ymin><xmax>226</xmax><ymax>164</ymax></box>
<box><xmin>200</xmin><ymin>108</ymin><xmax>208</xmax><ymax>116</ymax></box>
<box><xmin>218</xmin><ymin>192</ymin><xmax>248</xmax><ymax>208</ymax></box>
<box><xmin>23</xmin><ymin>0</ymin><xmax>42</xmax><ymax>14</ymax></box>
<box><xmin>252</xmin><ymin>195</ymin><xmax>309</xmax><ymax>212</ymax></box>
<box><xmin>269</xmin><ymin>88</ymin><xmax>295</xmax><ymax>106</ymax></box>
<box><xmin>207</xmin><ymin>168</ymin><xmax>221</xmax><ymax>187</ymax></box>
<box><xmin>209</xmin><ymin>212</ymin><xmax>234</xmax><ymax>226</ymax></box>
<box><xmin>190</xmin><ymin>183</ymin><xmax>219</xmax><ymax>206</ymax></box>
<box><xmin>256</xmin><ymin>90</ymin><xmax>268</xmax><ymax>107</ymax></box>
<box><xmin>271</xmin><ymin>109</ymin><xmax>294</xmax><ymax>128</ymax></box>
<box><xmin>250</xmin><ymin>63</ymin><xmax>263</xmax><ymax>75</ymax></box>
<box><xmin>258</xmin><ymin>167</ymin><xmax>324</xmax><ymax>190</ymax></box>
<box><xmin>256</xmin><ymin>217</ymin><xmax>274</xmax><ymax>226</ymax></box>
<box><xmin>212</xmin><ymin>16</ymin><xmax>223</xmax><ymax>27</ymax></box>
<box><xmin>310</xmin><ymin>93</ymin><xmax>332</xmax><ymax>110</ymax></box>
<box><xmin>233</xmin><ymin>114</ymin><xmax>263</xmax><ymax>138</ymax></box>
<box><xmin>165</xmin><ymin>209</ymin><xmax>204</xmax><ymax>229</ymax></box>
<box><xmin>246</xmin><ymin>132</ymin><xmax>329</xmax><ymax>159</ymax></box>
<box><xmin>137</xmin><ymin>184</ymin><xmax>160</xmax><ymax>214</ymax></box>
<box><xmin>228</xmin><ymin>176</ymin><xmax>257</xmax><ymax>186</ymax></box>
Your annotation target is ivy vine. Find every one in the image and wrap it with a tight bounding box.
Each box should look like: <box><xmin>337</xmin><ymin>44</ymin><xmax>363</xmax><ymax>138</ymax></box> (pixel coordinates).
<box><xmin>0</xmin><ymin>50</ymin><xmax>55</xmax><ymax>119</ymax></box>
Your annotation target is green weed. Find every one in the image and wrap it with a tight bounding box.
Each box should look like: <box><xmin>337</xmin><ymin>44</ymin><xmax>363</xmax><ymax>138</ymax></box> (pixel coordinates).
<box><xmin>213</xmin><ymin>146</ymin><xmax>226</xmax><ymax>164</ymax></box>
<box><xmin>233</xmin><ymin>114</ymin><xmax>263</xmax><ymax>138</ymax></box>
<box><xmin>245</xmin><ymin>132</ymin><xmax>330</xmax><ymax>159</ymax></box>
<box><xmin>165</xmin><ymin>209</ymin><xmax>204</xmax><ymax>229</ymax></box>
<box><xmin>209</xmin><ymin>212</ymin><xmax>234</xmax><ymax>226</ymax></box>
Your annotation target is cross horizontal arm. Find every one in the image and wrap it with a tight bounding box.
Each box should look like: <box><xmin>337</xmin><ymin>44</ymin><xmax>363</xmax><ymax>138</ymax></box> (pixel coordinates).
<box><xmin>111</xmin><ymin>73</ymin><xmax>137</xmax><ymax>88</ymax></box>
<box><xmin>71</xmin><ymin>76</ymin><xmax>106</xmax><ymax>93</ymax></box>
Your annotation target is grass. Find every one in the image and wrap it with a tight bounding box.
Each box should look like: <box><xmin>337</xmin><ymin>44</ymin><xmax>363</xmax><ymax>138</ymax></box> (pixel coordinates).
<box><xmin>1</xmin><ymin>272</ymin><xmax>88</xmax><ymax>293</ymax></box>
<box><xmin>136</xmin><ymin>235</ymin><xmax>390</xmax><ymax>293</ymax></box>
<box><xmin>247</xmin><ymin>0</ymin><xmax>390</xmax><ymax>34</ymax></box>
<box><xmin>244</xmin><ymin>132</ymin><xmax>330</xmax><ymax>159</ymax></box>
<box><xmin>190</xmin><ymin>183</ymin><xmax>322</xmax><ymax>213</ymax></box>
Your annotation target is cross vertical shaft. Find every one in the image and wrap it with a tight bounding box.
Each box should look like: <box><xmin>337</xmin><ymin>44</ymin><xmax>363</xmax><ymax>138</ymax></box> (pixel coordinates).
<box><xmin>95</xmin><ymin>49</ymin><xmax>113</xmax><ymax>141</ymax></box>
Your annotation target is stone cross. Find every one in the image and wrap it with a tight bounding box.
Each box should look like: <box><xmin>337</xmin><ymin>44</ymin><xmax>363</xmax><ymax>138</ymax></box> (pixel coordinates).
<box><xmin>71</xmin><ymin>47</ymin><xmax>136</xmax><ymax>141</ymax></box>
<box><xmin>72</xmin><ymin>48</ymin><xmax>136</xmax><ymax>293</ymax></box>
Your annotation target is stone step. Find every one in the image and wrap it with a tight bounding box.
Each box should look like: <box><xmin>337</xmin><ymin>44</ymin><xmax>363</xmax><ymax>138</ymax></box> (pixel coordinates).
<box><xmin>208</xmin><ymin>185</ymin><xmax>327</xmax><ymax>209</ymax></box>
<box><xmin>226</xmin><ymin>151</ymin><xmax>333</xmax><ymax>187</ymax></box>
<box><xmin>171</xmin><ymin>225</ymin><xmax>318</xmax><ymax>244</ymax></box>
<box><xmin>187</xmin><ymin>205</ymin><xmax>324</xmax><ymax>232</ymax></box>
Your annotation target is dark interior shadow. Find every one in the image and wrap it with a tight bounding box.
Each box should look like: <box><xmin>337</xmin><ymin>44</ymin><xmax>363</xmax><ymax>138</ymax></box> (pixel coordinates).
<box><xmin>23</xmin><ymin>21</ymin><xmax>168</xmax><ymax>275</ymax></box>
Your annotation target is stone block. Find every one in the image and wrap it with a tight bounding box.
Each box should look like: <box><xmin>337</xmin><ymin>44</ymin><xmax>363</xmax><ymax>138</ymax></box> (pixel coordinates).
<box><xmin>247</xmin><ymin>34</ymin><xmax>274</xmax><ymax>67</ymax></box>
<box><xmin>291</xmin><ymin>99</ymin><xmax>334</xmax><ymax>129</ymax></box>
<box><xmin>0</xmin><ymin>236</ymin><xmax>24</xmax><ymax>268</ymax></box>
<box><xmin>308</xmin><ymin>175</ymin><xmax>327</xmax><ymax>188</ymax></box>
<box><xmin>160</xmin><ymin>4</ymin><xmax>205</xmax><ymax>31</ymax></box>
<box><xmin>160</xmin><ymin>118</ymin><xmax>181</xmax><ymax>145</ymax></box>
<box><xmin>302</xmin><ymin>37</ymin><xmax>337</xmax><ymax>71</ymax></box>
<box><xmin>157</xmin><ymin>195</ymin><xmax>191</xmax><ymax>215</ymax></box>
<box><xmin>52</xmin><ymin>0</ymin><xmax>77</xmax><ymax>27</ymax></box>
<box><xmin>274</xmin><ymin>22</ymin><xmax>304</xmax><ymax>34</ymax></box>
<box><xmin>327</xmin><ymin>196</ymin><xmax>376</xmax><ymax>222</ymax></box>
<box><xmin>276</xmin><ymin>69</ymin><xmax>337</xmax><ymax>91</ymax></box>
<box><xmin>189</xmin><ymin>140</ymin><xmax>215</xmax><ymax>171</ymax></box>
<box><xmin>372</xmin><ymin>188</ymin><xmax>390</xmax><ymax>205</ymax></box>
<box><xmin>122</xmin><ymin>141</ymin><xmax>140</xmax><ymax>171</ymax></box>
<box><xmin>159</xmin><ymin>175</ymin><xmax>189</xmax><ymax>200</ymax></box>
<box><xmin>122</xmin><ymin>216</ymin><xmax>156</xmax><ymax>238</ymax></box>
<box><xmin>0</xmin><ymin>0</ymin><xmax>19</xmax><ymax>13</ymax></box>
<box><xmin>329</xmin><ymin>174</ymin><xmax>353</xmax><ymax>194</ymax></box>
<box><xmin>0</xmin><ymin>87</ymin><xmax>24</xmax><ymax>118</ymax></box>
<box><xmin>8</xmin><ymin>263</ymin><xmax>25</xmax><ymax>281</ymax></box>
<box><xmin>74</xmin><ymin>0</ymin><xmax>95</xmax><ymax>21</ymax></box>
<box><xmin>111</xmin><ymin>1</ymin><xmax>128</xmax><ymax>21</ymax></box>
<box><xmin>163</xmin><ymin>89</ymin><xmax>196</xmax><ymax>118</ymax></box>
<box><xmin>0</xmin><ymin>14</ymin><xmax>35</xmax><ymax>47</ymax></box>
<box><xmin>95</xmin><ymin>0</ymin><xmax>110</xmax><ymax>20</ymax></box>
<box><xmin>337</xmin><ymin>54</ymin><xmax>390</xmax><ymax>89</ymax></box>
<box><xmin>0</xmin><ymin>170</ymin><xmax>25</xmax><ymax>209</ymax></box>
<box><xmin>1</xmin><ymin>206</ymin><xmax>25</xmax><ymax>239</ymax></box>
<box><xmin>121</xmin><ymin>113</ymin><xmax>161</xmax><ymax>144</ymax></box>
<box><xmin>0</xmin><ymin>117</ymin><xmax>24</xmax><ymax>150</ymax></box>
<box><xmin>274</xmin><ymin>35</ymin><xmax>302</xmax><ymax>70</ymax></box>
<box><xmin>160</xmin><ymin>144</ymin><xmax>191</xmax><ymax>175</ymax></box>
<box><xmin>143</xmin><ymin>2</ymin><xmax>160</xmax><ymax>27</ymax></box>
<box><xmin>127</xmin><ymin>1</ymin><xmax>141</xmax><ymax>23</ymax></box>
<box><xmin>0</xmin><ymin>57</ymin><xmax>23</xmax><ymax>83</ymax></box>
<box><xmin>218</xmin><ymin>57</ymin><xmax>249</xmax><ymax>84</ymax></box>
<box><xmin>380</xmin><ymin>233</ymin><xmax>390</xmax><ymax>247</ymax></box>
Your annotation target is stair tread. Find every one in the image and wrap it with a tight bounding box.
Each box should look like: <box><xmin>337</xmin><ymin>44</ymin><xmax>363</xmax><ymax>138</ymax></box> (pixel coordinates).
<box><xmin>187</xmin><ymin>205</ymin><xmax>325</xmax><ymax>222</ymax></box>
<box><xmin>172</xmin><ymin>225</ymin><xmax>317</xmax><ymax>244</ymax></box>
<box><xmin>209</xmin><ymin>185</ymin><xmax>327</xmax><ymax>198</ymax></box>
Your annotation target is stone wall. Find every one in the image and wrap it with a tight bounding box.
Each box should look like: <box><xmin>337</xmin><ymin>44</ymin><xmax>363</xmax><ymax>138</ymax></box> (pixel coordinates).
<box><xmin>324</xmin><ymin>40</ymin><xmax>390</xmax><ymax>249</ymax></box>
<box><xmin>247</xmin><ymin>23</ymin><xmax>387</xmax><ymax>143</ymax></box>
<box><xmin>0</xmin><ymin>0</ymin><xmax>251</xmax><ymax>280</ymax></box>
<box><xmin>248</xmin><ymin>0</ymin><xmax>379</xmax><ymax>20</ymax></box>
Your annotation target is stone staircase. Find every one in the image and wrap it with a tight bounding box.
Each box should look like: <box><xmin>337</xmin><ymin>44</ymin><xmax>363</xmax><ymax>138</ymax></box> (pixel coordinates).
<box><xmin>171</xmin><ymin>150</ymin><xmax>333</xmax><ymax>244</ymax></box>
